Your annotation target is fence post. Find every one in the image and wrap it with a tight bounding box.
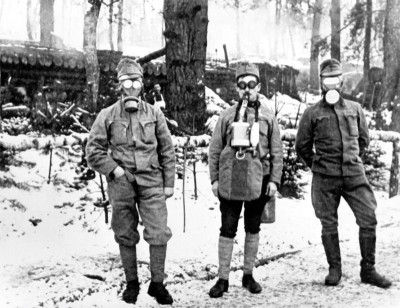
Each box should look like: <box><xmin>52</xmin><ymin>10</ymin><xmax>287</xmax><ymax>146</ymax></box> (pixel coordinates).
<box><xmin>389</xmin><ymin>140</ymin><xmax>400</xmax><ymax>198</ymax></box>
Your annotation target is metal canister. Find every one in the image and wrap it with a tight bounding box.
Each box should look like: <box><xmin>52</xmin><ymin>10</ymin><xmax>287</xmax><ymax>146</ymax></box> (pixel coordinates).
<box><xmin>231</xmin><ymin>122</ymin><xmax>250</xmax><ymax>147</ymax></box>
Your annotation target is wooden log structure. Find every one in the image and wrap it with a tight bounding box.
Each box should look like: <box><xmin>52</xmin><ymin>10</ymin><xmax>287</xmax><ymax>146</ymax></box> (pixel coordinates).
<box><xmin>1</xmin><ymin>106</ymin><xmax>31</xmax><ymax>118</ymax></box>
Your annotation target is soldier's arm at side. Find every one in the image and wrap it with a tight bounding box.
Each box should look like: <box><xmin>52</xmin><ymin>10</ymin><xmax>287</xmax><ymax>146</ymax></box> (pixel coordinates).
<box><xmin>295</xmin><ymin>108</ymin><xmax>314</xmax><ymax>169</ymax></box>
<box><xmin>86</xmin><ymin>110</ymin><xmax>119</xmax><ymax>177</ymax></box>
<box><xmin>357</xmin><ymin>104</ymin><xmax>370</xmax><ymax>159</ymax></box>
<box><xmin>208</xmin><ymin>112</ymin><xmax>226</xmax><ymax>185</ymax></box>
<box><xmin>268</xmin><ymin>115</ymin><xmax>283</xmax><ymax>186</ymax></box>
<box><xmin>155</xmin><ymin>108</ymin><xmax>176</xmax><ymax>189</ymax></box>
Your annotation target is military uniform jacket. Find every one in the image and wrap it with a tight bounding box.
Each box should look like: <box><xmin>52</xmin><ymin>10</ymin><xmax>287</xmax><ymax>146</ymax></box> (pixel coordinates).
<box><xmin>209</xmin><ymin>103</ymin><xmax>283</xmax><ymax>186</ymax></box>
<box><xmin>295</xmin><ymin>98</ymin><xmax>369</xmax><ymax>176</ymax></box>
<box><xmin>86</xmin><ymin>99</ymin><xmax>175</xmax><ymax>188</ymax></box>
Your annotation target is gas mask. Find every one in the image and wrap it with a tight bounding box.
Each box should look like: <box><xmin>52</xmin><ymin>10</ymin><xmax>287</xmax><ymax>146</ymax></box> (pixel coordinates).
<box><xmin>321</xmin><ymin>76</ymin><xmax>343</xmax><ymax>105</ymax></box>
<box><xmin>119</xmin><ymin>79</ymin><xmax>143</xmax><ymax>112</ymax></box>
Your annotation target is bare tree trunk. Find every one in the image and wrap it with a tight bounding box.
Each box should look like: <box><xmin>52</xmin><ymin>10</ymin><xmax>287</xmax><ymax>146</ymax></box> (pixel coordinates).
<box><xmin>381</xmin><ymin>0</ymin><xmax>400</xmax><ymax>133</ymax></box>
<box><xmin>272</xmin><ymin>0</ymin><xmax>282</xmax><ymax>61</ymax></box>
<box><xmin>27</xmin><ymin>0</ymin><xmax>33</xmax><ymax>41</ymax></box>
<box><xmin>163</xmin><ymin>0</ymin><xmax>208</xmax><ymax>134</ymax></box>
<box><xmin>235</xmin><ymin>0</ymin><xmax>241</xmax><ymax>59</ymax></box>
<box><xmin>117</xmin><ymin>0</ymin><xmax>124</xmax><ymax>51</ymax></box>
<box><xmin>363</xmin><ymin>0</ymin><xmax>372</xmax><ymax>109</ymax></box>
<box><xmin>40</xmin><ymin>0</ymin><xmax>54</xmax><ymax>47</ymax></box>
<box><xmin>0</xmin><ymin>0</ymin><xmax>5</xmax><ymax>21</ymax></box>
<box><xmin>330</xmin><ymin>0</ymin><xmax>341</xmax><ymax>61</ymax></box>
<box><xmin>83</xmin><ymin>0</ymin><xmax>102</xmax><ymax>119</ymax></box>
<box><xmin>108</xmin><ymin>0</ymin><xmax>114</xmax><ymax>51</ymax></box>
<box><xmin>287</xmin><ymin>24</ymin><xmax>296</xmax><ymax>60</ymax></box>
<box><xmin>310</xmin><ymin>0</ymin><xmax>323</xmax><ymax>91</ymax></box>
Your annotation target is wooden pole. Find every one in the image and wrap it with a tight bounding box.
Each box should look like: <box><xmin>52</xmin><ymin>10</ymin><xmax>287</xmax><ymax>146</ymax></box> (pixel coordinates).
<box><xmin>389</xmin><ymin>140</ymin><xmax>400</xmax><ymax>198</ymax></box>
<box><xmin>47</xmin><ymin>146</ymin><xmax>53</xmax><ymax>184</ymax></box>
<box><xmin>99</xmin><ymin>174</ymin><xmax>109</xmax><ymax>224</ymax></box>
<box><xmin>137</xmin><ymin>47</ymin><xmax>166</xmax><ymax>65</ymax></box>
<box><xmin>193</xmin><ymin>160</ymin><xmax>198</xmax><ymax>200</ymax></box>
<box><xmin>223</xmin><ymin>44</ymin><xmax>229</xmax><ymax>68</ymax></box>
<box><xmin>182</xmin><ymin>136</ymin><xmax>190</xmax><ymax>232</ymax></box>
<box><xmin>368</xmin><ymin>83</ymin><xmax>376</xmax><ymax>111</ymax></box>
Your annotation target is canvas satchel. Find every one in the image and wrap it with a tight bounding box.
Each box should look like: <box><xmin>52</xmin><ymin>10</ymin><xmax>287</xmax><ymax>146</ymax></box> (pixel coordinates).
<box><xmin>218</xmin><ymin>146</ymin><xmax>263</xmax><ymax>201</ymax></box>
<box><xmin>261</xmin><ymin>195</ymin><xmax>276</xmax><ymax>223</ymax></box>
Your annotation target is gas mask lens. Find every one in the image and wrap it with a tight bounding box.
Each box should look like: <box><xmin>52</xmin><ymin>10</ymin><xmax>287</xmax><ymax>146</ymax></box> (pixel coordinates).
<box><xmin>237</xmin><ymin>80</ymin><xmax>258</xmax><ymax>90</ymax></box>
<box><xmin>322</xmin><ymin>76</ymin><xmax>341</xmax><ymax>90</ymax></box>
<box><xmin>122</xmin><ymin>79</ymin><xmax>142</xmax><ymax>90</ymax></box>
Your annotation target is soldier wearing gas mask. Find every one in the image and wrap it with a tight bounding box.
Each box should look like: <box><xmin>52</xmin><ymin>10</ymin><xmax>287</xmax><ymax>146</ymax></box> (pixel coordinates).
<box><xmin>86</xmin><ymin>58</ymin><xmax>176</xmax><ymax>305</ymax></box>
<box><xmin>296</xmin><ymin>59</ymin><xmax>391</xmax><ymax>288</ymax></box>
<box><xmin>208</xmin><ymin>62</ymin><xmax>283</xmax><ymax>298</ymax></box>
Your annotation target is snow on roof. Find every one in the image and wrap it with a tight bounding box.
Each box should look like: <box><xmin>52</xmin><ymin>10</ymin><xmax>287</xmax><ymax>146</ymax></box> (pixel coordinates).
<box><xmin>229</xmin><ymin>57</ymin><xmax>303</xmax><ymax>70</ymax></box>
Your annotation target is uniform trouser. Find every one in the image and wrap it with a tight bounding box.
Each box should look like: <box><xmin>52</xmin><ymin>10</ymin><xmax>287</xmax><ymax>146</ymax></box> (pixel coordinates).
<box><xmin>219</xmin><ymin>176</ymin><xmax>270</xmax><ymax>238</ymax></box>
<box><xmin>311</xmin><ymin>172</ymin><xmax>377</xmax><ymax>237</ymax></box>
<box><xmin>107</xmin><ymin>174</ymin><xmax>172</xmax><ymax>247</ymax></box>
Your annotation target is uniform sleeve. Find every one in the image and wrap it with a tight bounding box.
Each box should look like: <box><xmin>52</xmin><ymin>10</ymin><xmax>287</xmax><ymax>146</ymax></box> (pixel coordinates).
<box><xmin>208</xmin><ymin>112</ymin><xmax>226</xmax><ymax>184</ymax></box>
<box><xmin>155</xmin><ymin>109</ymin><xmax>176</xmax><ymax>188</ymax></box>
<box><xmin>85</xmin><ymin>109</ymin><xmax>119</xmax><ymax>176</ymax></box>
<box><xmin>295</xmin><ymin>108</ymin><xmax>314</xmax><ymax>169</ymax></box>
<box><xmin>268</xmin><ymin>116</ymin><xmax>283</xmax><ymax>185</ymax></box>
<box><xmin>357</xmin><ymin>104</ymin><xmax>370</xmax><ymax>159</ymax></box>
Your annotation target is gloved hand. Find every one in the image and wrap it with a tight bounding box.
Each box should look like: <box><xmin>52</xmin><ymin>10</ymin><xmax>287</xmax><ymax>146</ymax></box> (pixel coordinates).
<box><xmin>266</xmin><ymin>182</ymin><xmax>277</xmax><ymax>197</ymax></box>
<box><xmin>113</xmin><ymin>166</ymin><xmax>125</xmax><ymax>178</ymax></box>
<box><xmin>212</xmin><ymin>180</ymin><xmax>219</xmax><ymax>197</ymax></box>
<box><xmin>164</xmin><ymin>187</ymin><xmax>174</xmax><ymax>198</ymax></box>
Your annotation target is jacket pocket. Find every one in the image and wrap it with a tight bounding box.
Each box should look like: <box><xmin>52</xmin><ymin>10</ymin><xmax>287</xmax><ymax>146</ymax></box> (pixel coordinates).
<box><xmin>139</xmin><ymin>120</ymin><xmax>157</xmax><ymax>144</ymax></box>
<box><xmin>345</xmin><ymin>113</ymin><xmax>359</xmax><ymax>137</ymax></box>
<box><xmin>314</xmin><ymin>115</ymin><xmax>330</xmax><ymax>138</ymax></box>
<box><xmin>110</xmin><ymin>121</ymin><xmax>129</xmax><ymax>146</ymax></box>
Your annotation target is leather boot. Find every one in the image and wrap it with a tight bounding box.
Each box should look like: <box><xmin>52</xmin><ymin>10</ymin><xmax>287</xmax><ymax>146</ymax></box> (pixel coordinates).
<box><xmin>359</xmin><ymin>234</ymin><xmax>392</xmax><ymax>289</ymax></box>
<box><xmin>209</xmin><ymin>279</ymin><xmax>229</xmax><ymax>298</ymax></box>
<box><xmin>242</xmin><ymin>233</ymin><xmax>262</xmax><ymax>293</ymax></box>
<box><xmin>148</xmin><ymin>281</ymin><xmax>173</xmax><ymax>305</ymax></box>
<box><xmin>209</xmin><ymin>236</ymin><xmax>234</xmax><ymax>298</ymax></box>
<box><xmin>122</xmin><ymin>279</ymin><xmax>140</xmax><ymax>304</ymax></box>
<box><xmin>149</xmin><ymin>245</ymin><xmax>173</xmax><ymax>304</ymax></box>
<box><xmin>242</xmin><ymin>274</ymin><xmax>262</xmax><ymax>294</ymax></box>
<box><xmin>321</xmin><ymin>234</ymin><xmax>342</xmax><ymax>286</ymax></box>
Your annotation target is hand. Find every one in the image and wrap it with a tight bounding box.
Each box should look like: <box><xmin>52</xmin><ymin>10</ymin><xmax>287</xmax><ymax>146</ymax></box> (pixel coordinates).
<box><xmin>212</xmin><ymin>181</ymin><xmax>219</xmax><ymax>197</ymax></box>
<box><xmin>113</xmin><ymin>166</ymin><xmax>125</xmax><ymax>178</ymax></box>
<box><xmin>266</xmin><ymin>182</ymin><xmax>277</xmax><ymax>197</ymax></box>
<box><xmin>164</xmin><ymin>187</ymin><xmax>174</xmax><ymax>199</ymax></box>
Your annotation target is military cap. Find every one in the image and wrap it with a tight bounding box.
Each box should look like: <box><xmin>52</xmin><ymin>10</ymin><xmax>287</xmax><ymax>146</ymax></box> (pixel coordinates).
<box><xmin>236</xmin><ymin>62</ymin><xmax>260</xmax><ymax>81</ymax></box>
<box><xmin>116</xmin><ymin>58</ymin><xmax>143</xmax><ymax>81</ymax></box>
<box><xmin>320</xmin><ymin>58</ymin><xmax>342</xmax><ymax>77</ymax></box>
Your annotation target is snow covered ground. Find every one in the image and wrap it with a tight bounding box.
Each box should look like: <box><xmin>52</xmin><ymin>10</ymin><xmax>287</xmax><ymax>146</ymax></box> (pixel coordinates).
<box><xmin>0</xmin><ymin>149</ymin><xmax>399</xmax><ymax>307</ymax></box>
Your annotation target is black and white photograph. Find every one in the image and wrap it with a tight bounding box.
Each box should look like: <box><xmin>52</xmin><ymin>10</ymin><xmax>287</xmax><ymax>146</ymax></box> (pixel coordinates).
<box><xmin>0</xmin><ymin>0</ymin><xmax>399</xmax><ymax>307</ymax></box>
